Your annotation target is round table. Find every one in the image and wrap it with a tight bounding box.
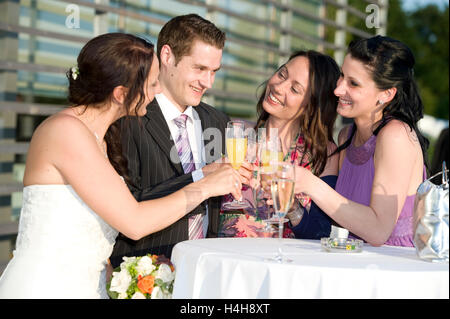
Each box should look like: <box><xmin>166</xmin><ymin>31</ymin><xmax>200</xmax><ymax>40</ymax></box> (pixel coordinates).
<box><xmin>171</xmin><ymin>237</ymin><xmax>449</xmax><ymax>299</ymax></box>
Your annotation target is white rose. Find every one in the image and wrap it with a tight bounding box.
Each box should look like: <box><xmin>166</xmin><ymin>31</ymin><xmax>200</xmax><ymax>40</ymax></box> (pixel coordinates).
<box><xmin>155</xmin><ymin>263</ymin><xmax>175</xmax><ymax>283</ymax></box>
<box><xmin>118</xmin><ymin>292</ymin><xmax>128</xmax><ymax>299</ymax></box>
<box><xmin>110</xmin><ymin>269</ymin><xmax>132</xmax><ymax>294</ymax></box>
<box><xmin>121</xmin><ymin>256</ymin><xmax>137</xmax><ymax>270</ymax></box>
<box><xmin>150</xmin><ymin>286</ymin><xmax>164</xmax><ymax>299</ymax></box>
<box><xmin>135</xmin><ymin>256</ymin><xmax>156</xmax><ymax>276</ymax></box>
<box><xmin>131</xmin><ymin>291</ymin><xmax>147</xmax><ymax>299</ymax></box>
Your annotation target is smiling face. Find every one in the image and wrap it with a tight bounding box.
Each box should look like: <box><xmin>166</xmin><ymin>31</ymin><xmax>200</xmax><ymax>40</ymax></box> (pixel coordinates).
<box><xmin>262</xmin><ymin>56</ymin><xmax>310</xmax><ymax>121</ymax></box>
<box><xmin>159</xmin><ymin>40</ymin><xmax>222</xmax><ymax>111</ymax></box>
<box><xmin>334</xmin><ymin>54</ymin><xmax>386</xmax><ymax>121</ymax></box>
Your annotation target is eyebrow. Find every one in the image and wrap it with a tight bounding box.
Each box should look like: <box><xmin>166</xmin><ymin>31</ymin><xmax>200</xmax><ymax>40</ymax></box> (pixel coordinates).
<box><xmin>281</xmin><ymin>66</ymin><xmax>306</xmax><ymax>92</ymax></box>
<box><xmin>193</xmin><ymin>64</ymin><xmax>221</xmax><ymax>72</ymax></box>
<box><xmin>347</xmin><ymin>75</ymin><xmax>360</xmax><ymax>84</ymax></box>
<box><xmin>340</xmin><ymin>70</ymin><xmax>360</xmax><ymax>83</ymax></box>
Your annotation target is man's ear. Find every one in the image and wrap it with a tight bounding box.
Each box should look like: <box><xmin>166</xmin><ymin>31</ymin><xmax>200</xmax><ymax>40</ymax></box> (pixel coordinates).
<box><xmin>112</xmin><ymin>86</ymin><xmax>128</xmax><ymax>105</ymax></box>
<box><xmin>159</xmin><ymin>44</ymin><xmax>175</xmax><ymax>67</ymax></box>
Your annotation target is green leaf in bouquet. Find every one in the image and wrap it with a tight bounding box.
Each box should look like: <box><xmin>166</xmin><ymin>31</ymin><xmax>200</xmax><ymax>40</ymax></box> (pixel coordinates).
<box><xmin>106</xmin><ymin>280</ymin><xmax>119</xmax><ymax>299</ymax></box>
<box><xmin>127</xmin><ymin>264</ymin><xmax>138</xmax><ymax>278</ymax></box>
<box><xmin>126</xmin><ymin>280</ymin><xmax>139</xmax><ymax>299</ymax></box>
<box><xmin>155</xmin><ymin>279</ymin><xmax>173</xmax><ymax>295</ymax></box>
<box><xmin>154</xmin><ymin>278</ymin><xmax>164</xmax><ymax>286</ymax></box>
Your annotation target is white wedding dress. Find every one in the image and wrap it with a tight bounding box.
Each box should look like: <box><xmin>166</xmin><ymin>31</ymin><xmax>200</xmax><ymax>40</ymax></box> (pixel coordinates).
<box><xmin>0</xmin><ymin>184</ymin><xmax>118</xmax><ymax>298</ymax></box>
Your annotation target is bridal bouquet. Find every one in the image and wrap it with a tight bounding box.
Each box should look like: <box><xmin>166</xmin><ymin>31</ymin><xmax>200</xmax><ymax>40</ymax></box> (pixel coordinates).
<box><xmin>107</xmin><ymin>254</ymin><xmax>175</xmax><ymax>299</ymax></box>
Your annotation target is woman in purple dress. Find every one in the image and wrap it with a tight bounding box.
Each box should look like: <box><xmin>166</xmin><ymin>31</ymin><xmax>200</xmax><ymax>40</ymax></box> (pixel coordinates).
<box><xmin>295</xmin><ymin>36</ymin><xmax>429</xmax><ymax>247</ymax></box>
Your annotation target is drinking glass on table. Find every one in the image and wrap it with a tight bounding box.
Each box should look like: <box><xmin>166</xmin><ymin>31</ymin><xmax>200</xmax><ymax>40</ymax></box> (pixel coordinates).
<box><xmin>268</xmin><ymin>161</ymin><xmax>295</xmax><ymax>263</ymax></box>
<box><xmin>222</xmin><ymin>120</ymin><xmax>250</xmax><ymax>210</ymax></box>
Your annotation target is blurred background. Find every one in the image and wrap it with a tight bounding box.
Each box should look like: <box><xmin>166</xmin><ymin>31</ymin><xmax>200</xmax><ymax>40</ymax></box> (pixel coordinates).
<box><xmin>0</xmin><ymin>0</ymin><xmax>448</xmax><ymax>274</ymax></box>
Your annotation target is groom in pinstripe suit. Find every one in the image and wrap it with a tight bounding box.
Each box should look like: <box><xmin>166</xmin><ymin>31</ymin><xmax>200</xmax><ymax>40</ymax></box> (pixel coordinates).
<box><xmin>110</xmin><ymin>14</ymin><xmax>233</xmax><ymax>267</ymax></box>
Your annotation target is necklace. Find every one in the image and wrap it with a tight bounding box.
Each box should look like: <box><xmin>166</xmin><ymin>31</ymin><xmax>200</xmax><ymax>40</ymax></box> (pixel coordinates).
<box><xmin>94</xmin><ymin>132</ymin><xmax>108</xmax><ymax>159</ymax></box>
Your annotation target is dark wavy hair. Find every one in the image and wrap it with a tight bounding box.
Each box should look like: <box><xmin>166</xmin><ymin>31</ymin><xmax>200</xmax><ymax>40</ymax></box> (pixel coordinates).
<box><xmin>66</xmin><ymin>33</ymin><xmax>155</xmax><ymax>184</ymax></box>
<box><xmin>255</xmin><ymin>50</ymin><xmax>340</xmax><ymax>175</ymax></box>
<box><xmin>335</xmin><ymin>35</ymin><xmax>429</xmax><ymax>168</ymax></box>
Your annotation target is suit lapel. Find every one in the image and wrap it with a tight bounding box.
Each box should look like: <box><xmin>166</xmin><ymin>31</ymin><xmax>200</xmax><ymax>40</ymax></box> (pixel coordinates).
<box><xmin>144</xmin><ymin>99</ymin><xmax>184</xmax><ymax>175</ymax></box>
<box><xmin>196</xmin><ymin>104</ymin><xmax>219</xmax><ymax>164</ymax></box>
<box><xmin>196</xmin><ymin>104</ymin><xmax>226</xmax><ymax>163</ymax></box>
<box><xmin>196</xmin><ymin>104</ymin><xmax>212</xmax><ymax>150</ymax></box>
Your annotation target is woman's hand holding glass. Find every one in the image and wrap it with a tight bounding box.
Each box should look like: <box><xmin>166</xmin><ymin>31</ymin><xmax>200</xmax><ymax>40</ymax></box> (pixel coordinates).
<box><xmin>200</xmin><ymin>164</ymin><xmax>243</xmax><ymax>200</ymax></box>
<box><xmin>292</xmin><ymin>165</ymin><xmax>313</xmax><ymax>195</ymax></box>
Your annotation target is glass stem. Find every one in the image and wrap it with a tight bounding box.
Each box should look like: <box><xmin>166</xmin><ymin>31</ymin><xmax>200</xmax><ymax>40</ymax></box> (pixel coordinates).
<box><xmin>278</xmin><ymin>221</ymin><xmax>284</xmax><ymax>239</ymax></box>
<box><xmin>277</xmin><ymin>220</ymin><xmax>284</xmax><ymax>262</ymax></box>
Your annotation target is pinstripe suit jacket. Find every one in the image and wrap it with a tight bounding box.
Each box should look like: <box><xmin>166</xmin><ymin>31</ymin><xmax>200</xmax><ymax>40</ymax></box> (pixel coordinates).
<box><xmin>110</xmin><ymin>99</ymin><xmax>229</xmax><ymax>267</ymax></box>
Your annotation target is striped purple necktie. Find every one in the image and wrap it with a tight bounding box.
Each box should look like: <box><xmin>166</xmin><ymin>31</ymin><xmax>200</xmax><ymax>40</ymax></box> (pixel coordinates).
<box><xmin>173</xmin><ymin>114</ymin><xmax>204</xmax><ymax>240</ymax></box>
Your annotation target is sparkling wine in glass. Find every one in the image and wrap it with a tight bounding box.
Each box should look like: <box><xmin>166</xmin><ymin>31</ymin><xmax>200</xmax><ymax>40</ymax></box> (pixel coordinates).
<box><xmin>222</xmin><ymin>120</ymin><xmax>250</xmax><ymax>210</ymax></box>
<box><xmin>268</xmin><ymin>162</ymin><xmax>295</xmax><ymax>263</ymax></box>
<box><xmin>226</xmin><ymin>137</ymin><xmax>247</xmax><ymax>170</ymax></box>
<box><xmin>257</xmin><ymin>136</ymin><xmax>283</xmax><ymax>223</ymax></box>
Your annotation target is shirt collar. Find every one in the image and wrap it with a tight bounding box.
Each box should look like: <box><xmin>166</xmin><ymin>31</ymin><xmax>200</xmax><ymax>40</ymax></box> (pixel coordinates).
<box><xmin>156</xmin><ymin>93</ymin><xmax>193</xmax><ymax>123</ymax></box>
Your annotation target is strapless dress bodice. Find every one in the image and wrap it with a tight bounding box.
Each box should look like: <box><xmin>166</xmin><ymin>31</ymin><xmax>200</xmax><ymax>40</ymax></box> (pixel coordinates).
<box><xmin>0</xmin><ymin>184</ymin><xmax>118</xmax><ymax>298</ymax></box>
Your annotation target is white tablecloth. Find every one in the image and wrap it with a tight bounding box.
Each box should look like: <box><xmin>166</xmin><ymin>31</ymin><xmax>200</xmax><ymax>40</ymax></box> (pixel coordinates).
<box><xmin>171</xmin><ymin>238</ymin><xmax>449</xmax><ymax>299</ymax></box>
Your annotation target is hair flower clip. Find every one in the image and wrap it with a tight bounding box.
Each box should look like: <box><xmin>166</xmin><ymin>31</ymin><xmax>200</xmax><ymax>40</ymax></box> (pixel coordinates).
<box><xmin>71</xmin><ymin>66</ymin><xmax>79</xmax><ymax>80</ymax></box>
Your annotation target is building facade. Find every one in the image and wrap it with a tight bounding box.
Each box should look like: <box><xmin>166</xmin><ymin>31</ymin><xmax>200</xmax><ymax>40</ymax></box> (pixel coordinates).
<box><xmin>0</xmin><ymin>0</ymin><xmax>386</xmax><ymax>273</ymax></box>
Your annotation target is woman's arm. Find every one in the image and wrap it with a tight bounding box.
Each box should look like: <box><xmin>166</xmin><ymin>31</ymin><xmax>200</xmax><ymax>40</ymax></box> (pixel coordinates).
<box><xmin>289</xmin><ymin>175</ymin><xmax>336</xmax><ymax>239</ymax></box>
<box><xmin>295</xmin><ymin>120</ymin><xmax>421</xmax><ymax>246</ymax></box>
<box><xmin>287</xmin><ymin>141</ymin><xmax>338</xmax><ymax>229</ymax></box>
<box><xmin>29</xmin><ymin>115</ymin><xmax>242</xmax><ymax>241</ymax></box>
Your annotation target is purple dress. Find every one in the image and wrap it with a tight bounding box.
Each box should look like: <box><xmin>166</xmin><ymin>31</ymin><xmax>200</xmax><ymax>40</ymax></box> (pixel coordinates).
<box><xmin>335</xmin><ymin>128</ymin><xmax>425</xmax><ymax>247</ymax></box>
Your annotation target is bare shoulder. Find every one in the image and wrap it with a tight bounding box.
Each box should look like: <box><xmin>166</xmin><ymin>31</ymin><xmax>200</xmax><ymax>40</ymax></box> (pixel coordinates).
<box><xmin>374</xmin><ymin>119</ymin><xmax>422</xmax><ymax>172</ymax></box>
<box><xmin>376</xmin><ymin>119</ymin><xmax>418</xmax><ymax>147</ymax></box>
<box><xmin>33</xmin><ymin>112</ymin><xmax>90</xmax><ymax>143</ymax></box>
<box><xmin>327</xmin><ymin>140</ymin><xmax>338</xmax><ymax>155</ymax></box>
<box><xmin>29</xmin><ymin>111</ymin><xmax>95</xmax><ymax>162</ymax></box>
<box><xmin>337</xmin><ymin>124</ymin><xmax>353</xmax><ymax>146</ymax></box>
<box><xmin>24</xmin><ymin>111</ymin><xmax>94</xmax><ymax>185</ymax></box>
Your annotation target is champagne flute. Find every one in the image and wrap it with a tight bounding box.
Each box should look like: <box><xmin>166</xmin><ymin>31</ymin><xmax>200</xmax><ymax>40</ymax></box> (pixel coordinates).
<box><xmin>222</xmin><ymin>120</ymin><xmax>250</xmax><ymax>210</ymax></box>
<box><xmin>256</xmin><ymin>136</ymin><xmax>284</xmax><ymax>223</ymax></box>
<box><xmin>268</xmin><ymin>162</ymin><xmax>295</xmax><ymax>263</ymax></box>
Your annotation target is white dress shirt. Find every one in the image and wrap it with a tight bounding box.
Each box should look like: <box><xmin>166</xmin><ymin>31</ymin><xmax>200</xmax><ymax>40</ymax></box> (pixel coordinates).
<box><xmin>156</xmin><ymin>93</ymin><xmax>208</xmax><ymax>236</ymax></box>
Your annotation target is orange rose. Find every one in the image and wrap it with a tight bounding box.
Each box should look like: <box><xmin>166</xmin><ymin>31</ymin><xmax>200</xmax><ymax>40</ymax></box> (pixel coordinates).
<box><xmin>137</xmin><ymin>275</ymin><xmax>155</xmax><ymax>294</ymax></box>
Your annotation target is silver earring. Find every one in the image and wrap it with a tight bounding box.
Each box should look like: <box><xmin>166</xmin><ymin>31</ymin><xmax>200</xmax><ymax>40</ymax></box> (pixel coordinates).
<box><xmin>377</xmin><ymin>100</ymin><xmax>384</xmax><ymax>106</ymax></box>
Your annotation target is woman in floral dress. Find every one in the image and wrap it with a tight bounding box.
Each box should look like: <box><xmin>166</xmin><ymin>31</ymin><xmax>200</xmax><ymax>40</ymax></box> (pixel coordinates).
<box><xmin>219</xmin><ymin>50</ymin><xmax>341</xmax><ymax>239</ymax></box>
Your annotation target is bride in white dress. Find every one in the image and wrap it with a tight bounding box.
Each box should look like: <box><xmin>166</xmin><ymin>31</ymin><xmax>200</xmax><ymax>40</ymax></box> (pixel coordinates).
<box><xmin>0</xmin><ymin>33</ymin><xmax>243</xmax><ymax>298</ymax></box>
